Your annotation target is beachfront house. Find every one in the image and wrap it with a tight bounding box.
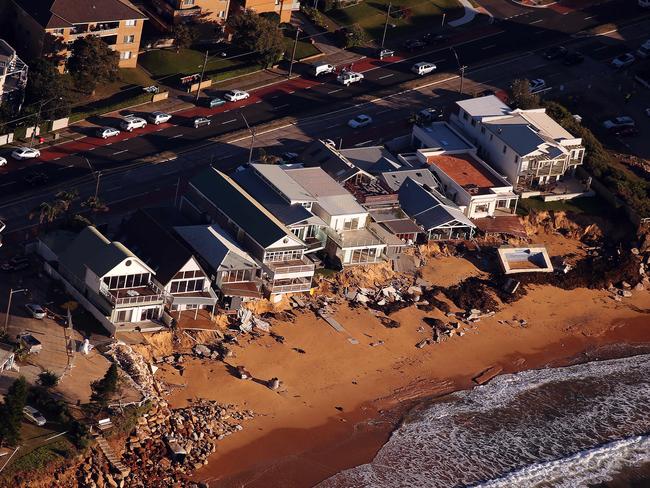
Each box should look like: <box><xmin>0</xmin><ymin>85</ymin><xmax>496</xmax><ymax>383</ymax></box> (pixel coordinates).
<box><xmin>180</xmin><ymin>167</ymin><xmax>314</xmax><ymax>298</ymax></box>
<box><xmin>36</xmin><ymin>226</ymin><xmax>165</xmax><ymax>334</ymax></box>
<box><xmin>450</xmin><ymin>95</ymin><xmax>585</xmax><ymax>189</ymax></box>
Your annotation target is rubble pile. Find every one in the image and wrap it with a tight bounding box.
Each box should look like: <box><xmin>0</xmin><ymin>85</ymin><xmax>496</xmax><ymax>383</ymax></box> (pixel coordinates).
<box><xmin>105</xmin><ymin>343</ymin><xmax>157</xmax><ymax>399</ymax></box>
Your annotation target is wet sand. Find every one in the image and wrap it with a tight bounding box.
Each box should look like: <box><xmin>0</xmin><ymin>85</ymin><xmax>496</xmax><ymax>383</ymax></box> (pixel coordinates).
<box><xmin>154</xmin><ymin>275</ymin><xmax>650</xmax><ymax>488</ymax></box>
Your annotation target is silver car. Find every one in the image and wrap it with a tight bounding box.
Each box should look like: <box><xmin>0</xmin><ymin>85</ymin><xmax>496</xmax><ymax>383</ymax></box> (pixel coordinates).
<box><xmin>25</xmin><ymin>303</ymin><xmax>46</xmax><ymax>319</ymax></box>
<box><xmin>23</xmin><ymin>406</ymin><xmax>46</xmax><ymax>426</ymax></box>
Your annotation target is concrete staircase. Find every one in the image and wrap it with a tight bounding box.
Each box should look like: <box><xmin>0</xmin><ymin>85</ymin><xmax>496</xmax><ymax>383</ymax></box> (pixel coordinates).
<box><xmin>96</xmin><ymin>436</ymin><xmax>130</xmax><ymax>478</ymax></box>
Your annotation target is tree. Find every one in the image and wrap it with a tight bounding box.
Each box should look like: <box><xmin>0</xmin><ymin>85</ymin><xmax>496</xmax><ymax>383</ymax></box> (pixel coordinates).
<box><xmin>0</xmin><ymin>377</ymin><xmax>29</xmax><ymax>446</ymax></box>
<box><xmin>67</xmin><ymin>36</ymin><xmax>119</xmax><ymax>93</ymax></box>
<box><xmin>29</xmin><ymin>201</ymin><xmax>61</xmax><ymax>225</ymax></box>
<box><xmin>91</xmin><ymin>363</ymin><xmax>120</xmax><ymax>407</ymax></box>
<box><xmin>39</xmin><ymin>371</ymin><xmax>59</xmax><ymax>389</ymax></box>
<box><xmin>173</xmin><ymin>24</ymin><xmax>197</xmax><ymax>52</ymax></box>
<box><xmin>509</xmin><ymin>79</ymin><xmax>540</xmax><ymax>110</ymax></box>
<box><xmin>228</xmin><ymin>10</ymin><xmax>285</xmax><ymax>68</ymax></box>
<box><xmin>53</xmin><ymin>189</ymin><xmax>79</xmax><ymax>215</ymax></box>
<box><xmin>82</xmin><ymin>196</ymin><xmax>109</xmax><ymax>214</ymax></box>
<box><xmin>23</xmin><ymin>59</ymin><xmax>71</xmax><ymax>120</ymax></box>
<box><xmin>339</xmin><ymin>24</ymin><xmax>367</xmax><ymax>49</ymax></box>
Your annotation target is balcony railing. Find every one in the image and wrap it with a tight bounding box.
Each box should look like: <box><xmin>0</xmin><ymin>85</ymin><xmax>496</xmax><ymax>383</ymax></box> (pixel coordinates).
<box><xmin>264</xmin><ymin>257</ymin><xmax>315</xmax><ymax>276</ymax></box>
<box><xmin>99</xmin><ymin>282</ymin><xmax>164</xmax><ymax>307</ymax></box>
<box><xmin>268</xmin><ymin>278</ymin><xmax>312</xmax><ymax>294</ymax></box>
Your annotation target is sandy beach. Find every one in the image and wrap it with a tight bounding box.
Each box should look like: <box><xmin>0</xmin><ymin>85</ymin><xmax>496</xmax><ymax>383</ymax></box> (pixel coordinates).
<box><xmin>155</xmin><ymin>248</ymin><xmax>650</xmax><ymax>488</ymax></box>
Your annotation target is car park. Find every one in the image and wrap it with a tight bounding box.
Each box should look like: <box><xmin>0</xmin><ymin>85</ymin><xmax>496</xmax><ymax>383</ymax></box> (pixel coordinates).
<box><xmin>563</xmin><ymin>51</ymin><xmax>584</xmax><ymax>66</ymax></box>
<box><xmin>193</xmin><ymin>116</ymin><xmax>211</xmax><ymax>128</ymax></box>
<box><xmin>96</xmin><ymin>126</ymin><xmax>120</xmax><ymax>139</ymax></box>
<box><xmin>377</xmin><ymin>48</ymin><xmax>395</xmax><ymax>59</ymax></box>
<box><xmin>310</xmin><ymin>62</ymin><xmax>336</xmax><ymax>76</ymax></box>
<box><xmin>201</xmin><ymin>97</ymin><xmax>226</xmax><ymax>108</ymax></box>
<box><xmin>148</xmin><ymin>111</ymin><xmax>172</xmax><ymax>125</ymax></box>
<box><xmin>11</xmin><ymin>147</ymin><xmax>40</xmax><ymax>160</ymax></box>
<box><xmin>403</xmin><ymin>39</ymin><xmax>425</xmax><ymax>51</ymax></box>
<box><xmin>25</xmin><ymin>303</ymin><xmax>46</xmax><ymax>319</ymax></box>
<box><xmin>0</xmin><ymin>156</ymin><xmax>7</xmax><ymax>166</ymax></box>
<box><xmin>411</xmin><ymin>62</ymin><xmax>437</xmax><ymax>76</ymax></box>
<box><xmin>224</xmin><ymin>90</ymin><xmax>250</xmax><ymax>102</ymax></box>
<box><xmin>603</xmin><ymin>116</ymin><xmax>635</xmax><ymax>130</ymax></box>
<box><xmin>529</xmin><ymin>78</ymin><xmax>547</xmax><ymax>93</ymax></box>
<box><xmin>23</xmin><ymin>406</ymin><xmax>46</xmax><ymax>426</ymax></box>
<box><xmin>611</xmin><ymin>52</ymin><xmax>635</xmax><ymax>69</ymax></box>
<box><xmin>348</xmin><ymin>114</ymin><xmax>373</xmax><ymax>128</ymax></box>
<box><xmin>120</xmin><ymin>115</ymin><xmax>147</xmax><ymax>132</ymax></box>
<box><xmin>337</xmin><ymin>71</ymin><xmax>364</xmax><ymax>86</ymax></box>
<box><xmin>543</xmin><ymin>46</ymin><xmax>567</xmax><ymax>60</ymax></box>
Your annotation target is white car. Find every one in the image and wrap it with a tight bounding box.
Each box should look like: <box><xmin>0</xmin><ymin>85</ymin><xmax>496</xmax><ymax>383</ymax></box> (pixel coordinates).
<box><xmin>602</xmin><ymin>116</ymin><xmax>635</xmax><ymax>129</ymax></box>
<box><xmin>96</xmin><ymin>126</ymin><xmax>120</xmax><ymax>139</ymax></box>
<box><xmin>119</xmin><ymin>115</ymin><xmax>147</xmax><ymax>132</ymax></box>
<box><xmin>224</xmin><ymin>90</ymin><xmax>250</xmax><ymax>102</ymax></box>
<box><xmin>11</xmin><ymin>147</ymin><xmax>40</xmax><ymax>160</ymax></box>
<box><xmin>23</xmin><ymin>406</ymin><xmax>46</xmax><ymax>426</ymax></box>
<box><xmin>611</xmin><ymin>53</ymin><xmax>635</xmax><ymax>69</ymax></box>
<box><xmin>0</xmin><ymin>156</ymin><xmax>7</xmax><ymax>166</ymax></box>
<box><xmin>25</xmin><ymin>303</ymin><xmax>46</xmax><ymax>319</ymax></box>
<box><xmin>411</xmin><ymin>62</ymin><xmax>437</xmax><ymax>76</ymax></box>
<box><xmin>337</xmin><ymin>71</ymin><xmax>364</xmax><ymax>86</ymax></box>
<box><xmin>348</xmin><ymin>114</ymin><xmax>373</xmax><ymax>129</ymax></box>
<box><xmin>529</xmin><ymin>78</ymin><xmax>547</xmax><ymax>93</ymax></box>
<box><xmin>148</xmin><ymin>111</ymin><xmax>172</xmax><ymax>125</ymax></box>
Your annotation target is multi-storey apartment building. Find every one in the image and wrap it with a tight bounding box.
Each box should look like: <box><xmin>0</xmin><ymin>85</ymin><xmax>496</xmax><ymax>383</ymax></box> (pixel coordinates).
<box><xmin>0</xmin><ymin>39</ymin><xmax>28</xmax><ymax>109</ymax></box>
<box><xmin>11</xmin><ymin>0</ymin><xmax>147</xmax><ymax>70</ymax></box>
<box><xmin>237</xmin><ymin>0</ymin><xmax>299</xmax><ymax>23</ymax></box>
<box><xmin>148</xmin><ymin>0</ymin><xmax>230</xmax><ymax>24</ymax></box>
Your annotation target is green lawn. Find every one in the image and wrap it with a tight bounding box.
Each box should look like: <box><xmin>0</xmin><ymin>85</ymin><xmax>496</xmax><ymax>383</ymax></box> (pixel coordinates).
<box><xmin>328</xmin><ymin>0</ymin><xmax>462</xmax><ymax>42</ymax></box>
<box><xmin>517</xmin><ymin>196</ymin><xmax>611</xmax><ymax>216</ymax></box>
<box><xmin>283</xmin><ymin>34</ymin><xmax>321</xmax><ymax>61</ymax></box>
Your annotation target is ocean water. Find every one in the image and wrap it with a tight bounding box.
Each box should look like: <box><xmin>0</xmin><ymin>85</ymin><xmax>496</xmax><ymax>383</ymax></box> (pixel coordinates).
<box><xmin>317</xmin><ymin>353</ymin><xmax>650</xmax><ymax>488</ymax></box>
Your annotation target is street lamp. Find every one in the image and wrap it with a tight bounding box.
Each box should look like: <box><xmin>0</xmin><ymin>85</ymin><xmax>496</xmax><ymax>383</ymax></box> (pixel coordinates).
<box><xmin>450</xmin><ymin>47</ymin><xmax>467</xmax><ymax>94</ymax></box>
<box><xmin>288</xmin><ymin>27</ymin><xmax>301</xmax><ymax>79</ymax></box>
<box><xmin>4</xmin><ymin>288</ymin><xmax>28</xmax><ymax>334</ymax></box>
<box><xmin>30</xmin><ymin>96</ymin><xmax>63</xmax><ymax>147</ymax></box>
<box><xmin>240</xmin><ymin>112</ymin><xmax>255</xmax><ymax>165</ymax></box>
<box><xmin>84</xmin><ymin>157</ymin><xmax>101</xmax><ymax>199</ymax></box>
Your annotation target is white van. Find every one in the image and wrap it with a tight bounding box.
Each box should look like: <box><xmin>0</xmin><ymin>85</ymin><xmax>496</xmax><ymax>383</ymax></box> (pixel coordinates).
<box><xmin>411</xmin><ymin>62</ymin><xmax>437</xmax><ymax>76</ymax></box>
<box><xmin>337</xmin><ymin>71</ymin><xmax>364</xmax><ymax>86</ymax></box>
<box><xmin>120</xmin><ymin>115</ymin><xmax>147</xmax><ymax>132</ymax></box>
<box><xmin>311</xmin><ymin>62</ymin><xmax>335</xmax><ymax>77</ymax></box>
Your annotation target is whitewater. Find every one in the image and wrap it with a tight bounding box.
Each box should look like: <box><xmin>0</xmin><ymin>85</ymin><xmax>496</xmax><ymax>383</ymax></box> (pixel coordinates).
<box><xmin>317</xmin><ymin>353</ymin><xmax>650</xmax><ymax>488</ymax></box>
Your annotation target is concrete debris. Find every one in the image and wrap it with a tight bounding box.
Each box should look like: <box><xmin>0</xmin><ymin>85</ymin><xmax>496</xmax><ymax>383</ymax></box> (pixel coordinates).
<box><xmin>267</xmin><ymin>377</ymin><xmax>281</xmax><ymax>390</ymax></box>
<box><xmin>416</xmin><ymin>339</ymin><xmax>429</xmax><ymax>349</ymax></box>
<box><xmin>369</xmin><ymin>341</ymin><xmax>384</xmax><ymax>347</ymax></box>
<box><xmin>253</xmin><ymin>317</ymin><xmax>271</xmax><ymax>333</ymax></box>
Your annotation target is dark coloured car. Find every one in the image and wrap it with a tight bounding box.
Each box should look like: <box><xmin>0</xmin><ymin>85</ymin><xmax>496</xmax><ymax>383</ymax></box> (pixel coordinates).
<box><xmin>422</xmin><ymin>33</ymin><xmax>448</xmax><ymax>45</ymax></box>
<box><xmin>200</xmin><ymin>97</ymin><xmax>226</xmax><ymax>108</ymax></box>
<box><xmin>563</xmin><ymin>51</ymin><xmax>584</xmax><ymax>66</ymax></box>
<box><xmin>403</xmin><ymin>39</ymin><xmax>426</xmax><ymax>51</ymax></box>
<box><xmin>543</xmin><ymin>46</ymin><xmax>567</xmax><ymax>60</ymax></box>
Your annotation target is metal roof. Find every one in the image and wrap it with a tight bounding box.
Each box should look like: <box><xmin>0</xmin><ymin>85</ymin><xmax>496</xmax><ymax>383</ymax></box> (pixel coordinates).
<box><xmin>338</xmin><ymin>146</ymin><xmax>402</xmax><ymax>175</ymax></box>
<box><xmin>379</xmin><ymin>169</ymin><xmax>439</xmax><ymax>192</ymax></box>
<box><xmin>413</xmin><ymin>122</ymin><xmax>474</xmax><ymax>152</ymax></box>
<box><xmin>456</xmin><ymin>95</ymin><xmax>511</xmax><ymax>119</ymax></box>
<box><xmin>251</xmin><ymin>163</ymin><xmax>313</xmax><ymax>203</ymax></box>
<box><xmin>299</xmin><ymin>140</ymin><xmax>363</xmax><ymax>183</ymax></box>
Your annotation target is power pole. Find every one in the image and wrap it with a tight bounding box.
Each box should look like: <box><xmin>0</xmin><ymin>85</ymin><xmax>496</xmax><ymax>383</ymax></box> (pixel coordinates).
<box><xmin>381</xmin><ymin>3</ymin><xmax>392</xmax><ymax>49</ymax></box>
<box><xmin>441</xmin><ymin>13</ymin><xmax>446</xmax><ymax>29</ymax></box>
<box><xmin>459</xmin><ymin>65</ymin><xmax>466</xmax><ymax>94</ymax></box>
<box><xmin>288</xmin><ymin>28</ymin><xmax>300</xmax><ymax>79</ymax></box>
<box><xmin>195</xmin><ymin>50</ymin><xmax>209</xmax><ymax>104</ymax></box>
<box><xmin>4</xmin><ymin>288</ymin><xmax>27</xmax><ymax>334</ymax></box>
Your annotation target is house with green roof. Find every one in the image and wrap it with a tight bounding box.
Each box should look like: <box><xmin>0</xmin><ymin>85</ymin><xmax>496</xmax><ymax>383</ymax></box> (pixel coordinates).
<box><xmin>180</xmin><ymin>167</ymin><xmax>314</xmax><ymax>297</ymax></box>
<box><xmin>37</xmin><ymin>226</ymin><xmax>165</xmax><ymax>333</ymax></box>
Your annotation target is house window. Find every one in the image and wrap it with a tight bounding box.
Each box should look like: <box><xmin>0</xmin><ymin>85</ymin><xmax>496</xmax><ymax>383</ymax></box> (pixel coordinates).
<box><xmin>502</xmin><ymin>145</ymin><xmax>507</xmax><ymax>154</ymax></box>
<box><xmin>489</xmin><ymin>134</ymin><xmax>493</xmax><ymax>141</ymax></box>
<box><xmin>51</xmin><ymin>28</ymin><xmax>65</xmax><ymax>35</ymax></box>
<box><xmin>120</xmin><ymin>51</ymin><xmax>132</xmax><ymax>60</ymax></box>
<box><xmin>219</xmin><ymin>10</ymin><xmax>226</xmax><ymax>18</ymax></box>
<box><xmin>116</xmin><ymin>309</ymin><xmax>130</xmax><ymax>322</ymax></box>
<box><xmin>140</xmin><ymin>308</ymin><xmax>158</xmax><ymax>321</ymax></box>
<box><xmin>343</xmin><ymin>217</ymin><xmax>359</xmax><ymax>231</ymax></box>
<box><xmin>125</xmin><ymin>19</ymin><xmax>137</xmax><ymax>26</ymax></box>
<box><xmin>514</xmin><ymin>155</ymin><xmax>519</xmax><ymax>164</ymax></box>
<box><xmin>474</xmin><ymin>203</ymin><xmax>490</xmax><ymax>213</ymax></box>
<box><xmin>183</xmin><ymin>0</ymin><xmax>196</xmax><ymax>4</ymax></box>
<box><xmin>471</xmin><ymin>119</ymin><xmax>476</xmax><ymax>127</ymax></box>
<box><xmin>462</xmin><ymin>111</ymin><xmax>468</xmax><ymax>120</ymax></box>
<box><xmin>123</xmin><ymin>34</ymin><xmax>135</xmax><ymax>43</ymax></box>
<box><xmin>170</xmin><ymin>279</ymin><xmax>204</xmax><ymax>294</ymax></box>
<box><xmin>480</xmin><ymin>126</ymin><xmax>485</xmax><ymax>134</ymax></box>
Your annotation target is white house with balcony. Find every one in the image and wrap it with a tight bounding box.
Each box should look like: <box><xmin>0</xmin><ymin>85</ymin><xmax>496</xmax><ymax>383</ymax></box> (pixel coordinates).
<box><xmin>450</xmin><ymin>95</ymin><xmax>585</xmax><ymax>190</ymax></box>
<box><xmin>0</xmin><ymin>39</ymin><xmax>27</xmax><ymax>110</ymax></box>
<box><xmin>36</xmin><ymin>226</ymin><xmax>165</xmax><ymax>334</ymax></box>
<box><xmin>180</xmin><ymin>167</ymin><xmax>314</xmax><ymax>298</ymax></box>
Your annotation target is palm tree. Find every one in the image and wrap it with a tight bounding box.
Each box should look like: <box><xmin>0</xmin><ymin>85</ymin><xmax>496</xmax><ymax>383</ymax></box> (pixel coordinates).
<box><xmin>81</xmin><ymin>196</ymin><xmax>109</xmax><ymax>214</ymax></box>
<box><xmin>29</xmin><ymin>202</ymin><xmax>60</xmax><ymax>225</ymax></box>
<box><xmin>54</xmin><ymin>189</ymin><xmax>78</xmax><ymax>214</ymax></box>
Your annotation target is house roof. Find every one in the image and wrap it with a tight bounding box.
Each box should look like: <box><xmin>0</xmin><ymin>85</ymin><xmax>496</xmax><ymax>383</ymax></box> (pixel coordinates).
<box><xmin>379</xmin><ymin>169</ymin><xmax>439</xmax><ymax>192</ymax></box>
<box><xmin>234</xmin><ymin>168</ymin><xmax>325</xmax><ymax>227</ymax></box>
<box><xmin>484</xmin><ymin>116</ymin><xmax>568</xmax><ymax>158</ymax></box>
<box><xmin>284</xmin><ymin>167</ymin><xmax>366</xmax><ymax>216</ymax></box>
<box><xmin>189</xmin><ymin>167</ymin><xmax>299</xmax><ymax>249</ymax></box>
<box><xmin>426</xmin><ymin>152</ymin><xmax>509</xmax><ymax>192</ymax></box>
<box><xmin>338</xmin><ymin>146</ymin><xmax>402</xmax><ymax>175</ymax></box>
<box><xmin>14</xmin><ymin>0</ymin><xmax>146</xmax><ymax>29</ymax></box>
<box><xmin>58</xmin><ymin>226</ymin><xmax>148</xmax><ymax>282</ymax></box>
<box><xmin>399</xmin><ymin>178</ymin><xmax>475</xmax><ymax>231</ymax></box>
<box><xmin>456</xmin><ymin>95</ymin><xmax>511</xmax><ymax>120</ymax></box>
<box><xmin>174</xmin><ymin>225</ymin><xmax>259</xmax><ymax>273</ymax></box>
<box><xmin>120</xmin><ymin>209</ymin><xmax>195</xmax><ymax>285</ymax></box>
<box><xmin>251</xmin><ymin>163</ymin><xmax>314</xmax><ymax>203</ymax></box>
<box><xmin>412</xmin><ymin>122</ymin><xmax>474</xmax><ymax>152</ymax></box>
<box><xmin>299</xmin><ymin>140</ymin><xmax>365</xmax><ymax>183</ymax></box>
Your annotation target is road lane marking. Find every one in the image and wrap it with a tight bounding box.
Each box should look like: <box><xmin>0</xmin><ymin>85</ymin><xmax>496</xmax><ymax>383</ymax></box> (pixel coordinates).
<box><xmin>157</xmin><ymin>128</ymin><xmax>164</xmax><ymax>131</ymax></box>
<box><xmin>585</xmin><ymin>15</ymin><xmax>595</xmax><ymax>20</ymax></box>
<box><xmin>534</xmin><ymin>30</ymin><xmax>546</xmax><ymax>34</ymax></box>
<box><xmin>378</xmin><ymin>74</ymin><xmax>394</xmax><ymax>79</ymax></box>
<box><xmin>325</xmin><ymin>124</ymin><xmax>339</xmax><ymax>129</ymax></box>
<box><xmin>376</xmin><ymin>109</ymin><xmax>392</xmax><ymax>114</ymax></box>
<box><xmin>255</xmin><ymin>100</ymin><xmax>262</xmax><ymax>103</ymax></box>
<box><xmin>274</xmin><ymin>104</ymin><xmax>290</xmax><ymax>110</ymax></box>
<box><xmin>113</xmin><ymin>149</ymin><xmax>128</xmax><ymax>155</ymax></box>
<box><xmin>216</xmin><ymin>153</ymin><xmax>234</xmax><ymax>160</ymax></box>
<box><xmin>482</xmin><ymin>44</ymin><xmax>497</xmax><ymax>50</ymax></box>
<box><xmin>0</xmin><ymin>182</ymin><xmax>15</xmax><ymax>187</ymax></box>
<box><xmin>288</xmin><ymin>91</ymin><xmax>295</xmax><ymax>94</ymax></box>
<box><xmin>222</xmin><ymin>119</ymin><xmax>237</xmax><ymax>124</ymax></box>
<box><xmin>354</xmin><ymin>140</ymin><xmax>373</xmax><ymax>147</ymax></box>
<box><xmin>328</xmin><ymin>89</ymin><xmax>343</xmax><ymax>94</ymax></box>
<box><xmin>530</xmin><ymin>19</ymin><xmax>543</xmax><ymax>24</ymax></box>
<box><xmin>53</xmin><ymin>157</ymin><xmax>61</xmax><ymax>160</ymax></box>
<box><xmin>170</xmin><ymin>134</ymin><xmax>183</xmax><ymax>139</ymax></box>
<box><xmin>88</xmin><ymin>147</ymin><xmax>96</xmax><ymax>151</ymax></box>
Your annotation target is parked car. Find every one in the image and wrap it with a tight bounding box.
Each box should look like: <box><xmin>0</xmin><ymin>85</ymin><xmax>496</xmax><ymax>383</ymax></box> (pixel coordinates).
<box><xmin>282</xmin><ymin>151</ymin><xmax>299</xmax><ymax>161</ymax></box>
<box><xmin>224</xmin><ymin>90</ymin><xmax>250</xmax><ymax>102</ymax></box>
<box><xmin>543</xmin><ymin>46</ymin><xmax>567</xmax><ymax>60</ymax></box>
<box><xmin>563</xmin><ymin>51</ymin><xmax>584</xmax><ymax>66</ymax></box>
<box><xmin>148</xmin><ymin>111</ymin><xmax>172</xmax><ymax>125</ymax></box>
<box><xmin>348</xmin><ymin>114</ymin><xmax>373</xmax><ymax>128</ymax></box>
<box><xmin>11</xmin><ymin>147</ymin><xmax>40</xmax><ymax>160</ymax></box>
<box><xmin>377</xmin><ymin>48</ymin><xmax>395</xmax><ymax>59</ymax></box>
<box><xmin>310</xmin><ymin>62</ymin><xmax>336</xmax><ymax>76</ymax></box>
<box><xmin>119</xmin><ymin>115</ymin><xmax>147</xmax><ymax>132</ymax></box>
<box><xmin>611</xmin><ymin>52</ymin><xmax>635</xmax><ymax>69</ymax></box>
<box><xmin>23</xmin><ymin>171</ymin><xmax>48</xmax><ymax>186</ymax></box>
<box><xmin>529</xmin><ymin>78</ymin><xmax>547</xmax><ymax>93</ymax></box>
<box><xmin>201</xmin><ymin>97</ymin><xmax>226</xmax><ymax>108</ymax></box>
<box><xmin>337</xmin><ymin>71</ymin><xmax>364</xmax><ymax>86</ymax></box>
<box><xmin>23</xmin><ymin>406</ymin><xmax>46</xmax><ymax>426</ymax></box>
<box><xmin>25</xmin><ymin>303</ymin><xmax>46</xmax><ymax>319</ymax></box>
<box><xmin>412</xmin><ymin>62</ymin><xmax>437</xmax><ymax>76</ymax></box>
<box><xmin>636</xmin><ymin>39</ymin><xmax>650</xmax><ymax>59</ymax></box>
<box><xmin>193</xmin><ymin>116</ymin><xmax>211</xmax><ymax>128</ymax></box>
<box><xmin>602</xmin><ymin>116</ymin><xmax>635</xmax><ymax>130</ymax></box>
<box><xmin>422</xmin><ymin>33</ymin><xmax>448</xmax><ymax>44</ymax></box>
<box><xmin>416</xmin><ymin>107</ymin><xmax>442</xmax><ymax>124</ymax></box>
<box><xmin>96</xmin><ymin>126</ymin><xmax>120</xmax><ymax>139</ymax></box>
<box><xmin>403</xmin><ymin>39</ymin><xmax>426</xmax><ymax>51</ymax></box>
<box><xmin>0</xmin><ymin>156</ymin><xmax>7</xmax><ymax>166</ymax></box>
